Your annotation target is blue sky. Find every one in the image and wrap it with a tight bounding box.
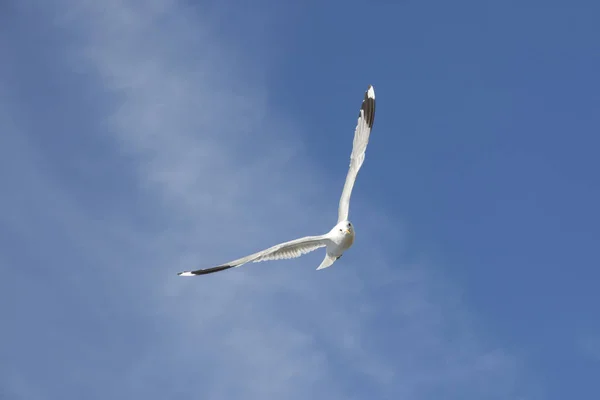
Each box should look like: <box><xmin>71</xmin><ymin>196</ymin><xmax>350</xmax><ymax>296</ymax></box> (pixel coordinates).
<box><xmin>1</xmin><ymin>0</ymin><xmax>599</xmax><ymax>399</ymax></box>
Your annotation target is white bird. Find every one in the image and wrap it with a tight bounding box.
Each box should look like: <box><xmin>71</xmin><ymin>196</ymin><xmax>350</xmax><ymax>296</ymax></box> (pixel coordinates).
<box><xmin>178</xmin><ymin>85</ymin><xmax>376</xmax><ymax>276</ymax></box>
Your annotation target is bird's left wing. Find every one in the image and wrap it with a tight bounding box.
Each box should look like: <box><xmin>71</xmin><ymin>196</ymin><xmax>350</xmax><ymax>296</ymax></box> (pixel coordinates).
<box><xmin>337</xmin><ymin>85</ymin><xmax>376</xmax><ymax>223</ymax></box>
<box><xmin>177</xmin><ymin>235</ymin><xmax>329</xmax><ymax>276</ymax></box>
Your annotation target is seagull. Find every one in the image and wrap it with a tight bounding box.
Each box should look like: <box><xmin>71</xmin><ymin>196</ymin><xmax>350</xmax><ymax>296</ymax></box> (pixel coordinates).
<box><xmin>178</xmin><ymin>85</ymin><xmax>376</xmax><ymax>276</ymax></box>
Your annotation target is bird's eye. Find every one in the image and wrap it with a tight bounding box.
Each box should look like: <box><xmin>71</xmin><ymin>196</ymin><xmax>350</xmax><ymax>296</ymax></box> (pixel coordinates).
<box><xmin>339</xmin><ymin>229</ymin><xmax>342</xmax><ymax>232</ymax></box>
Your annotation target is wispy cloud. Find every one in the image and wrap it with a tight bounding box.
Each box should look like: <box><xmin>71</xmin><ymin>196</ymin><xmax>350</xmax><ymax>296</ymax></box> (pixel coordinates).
<box><xmin>1</xmin><ymin>1</ymin><xmax>536</xmax><ymax>399</ymax></box>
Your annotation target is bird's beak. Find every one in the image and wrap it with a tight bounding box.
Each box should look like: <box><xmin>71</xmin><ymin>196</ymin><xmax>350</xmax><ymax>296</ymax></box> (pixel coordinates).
<box><xmin>344</xmin><ymin>229</ymin><xmax>351</xmax><ymax>235</ymax></box>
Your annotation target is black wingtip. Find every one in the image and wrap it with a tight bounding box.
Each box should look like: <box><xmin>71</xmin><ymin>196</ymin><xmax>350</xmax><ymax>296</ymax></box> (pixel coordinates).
<box><xmin>177</xmin><ymin>264</ymin><xmax>234</xmax><ymax>276</ymax></box>
<box><xmin>359</xmin><ymin>85</ymin><xmax>376</xmax><ymax>129</ymax></box>
<box><xmin>367</xmin><ymin>85</ymin><xmax>375</xmax><ymax>98</ymax></box>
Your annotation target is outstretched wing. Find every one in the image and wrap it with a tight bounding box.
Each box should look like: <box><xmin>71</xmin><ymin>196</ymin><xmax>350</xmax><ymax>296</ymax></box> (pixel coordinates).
<box><xmin>177</xmin><ymin>235</ymin><xmax>329</xmax><ymax>276</ymax></box>
<box><xmin>337</xmin><ymin>85</ymin><xmax>376</xmax><ymax>223</ymax></box>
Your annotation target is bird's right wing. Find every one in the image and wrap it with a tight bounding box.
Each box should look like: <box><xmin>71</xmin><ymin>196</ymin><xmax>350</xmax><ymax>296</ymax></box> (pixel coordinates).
<box><xmin>337</xmin><ymin>85</ymin><xmax>376</xmax><ymax>223</ymax></box>
<box><xmin>177</xmin><ymin>235</ymin><xmax>329</xmax><ymax>276</ymax></box>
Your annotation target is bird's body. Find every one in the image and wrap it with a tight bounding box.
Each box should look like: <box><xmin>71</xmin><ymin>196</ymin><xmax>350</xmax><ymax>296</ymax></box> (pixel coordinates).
<box><xmin>316</xmin><ymin>220</ymin><xmax>356</xmax><ymax>270</ymax></box>
<box><xmin>178</xmin><ymin>85</ymin><xmax>376</xmax><ymax>277</ymax></box>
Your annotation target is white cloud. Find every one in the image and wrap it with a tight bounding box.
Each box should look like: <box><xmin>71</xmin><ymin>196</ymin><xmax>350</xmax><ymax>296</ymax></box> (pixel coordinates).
<box><xmin>1</xmin><ymin>1</ymin><xmax>536</xmax><ymax>399</ymax></box>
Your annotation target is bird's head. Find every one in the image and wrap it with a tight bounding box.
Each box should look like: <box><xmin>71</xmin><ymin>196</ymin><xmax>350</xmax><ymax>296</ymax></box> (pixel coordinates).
<box><xmin>337</xmin><ymin>221</ymin><xmax>353</xmax><ymax>236</ymax></box>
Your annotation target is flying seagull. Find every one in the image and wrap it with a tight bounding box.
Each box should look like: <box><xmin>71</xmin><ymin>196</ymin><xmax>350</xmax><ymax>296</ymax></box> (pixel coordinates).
<box><xmin>178</xmin><ymin>85</ymin><xmax>376</xmax><ymax>276</ymax></box>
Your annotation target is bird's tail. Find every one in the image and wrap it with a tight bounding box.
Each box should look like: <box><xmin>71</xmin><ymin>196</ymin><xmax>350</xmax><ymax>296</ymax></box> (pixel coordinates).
<box><xmin>316</xmin><ymin>254</ymin><xmax>338</xmax><ymax>270</ymax></box>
